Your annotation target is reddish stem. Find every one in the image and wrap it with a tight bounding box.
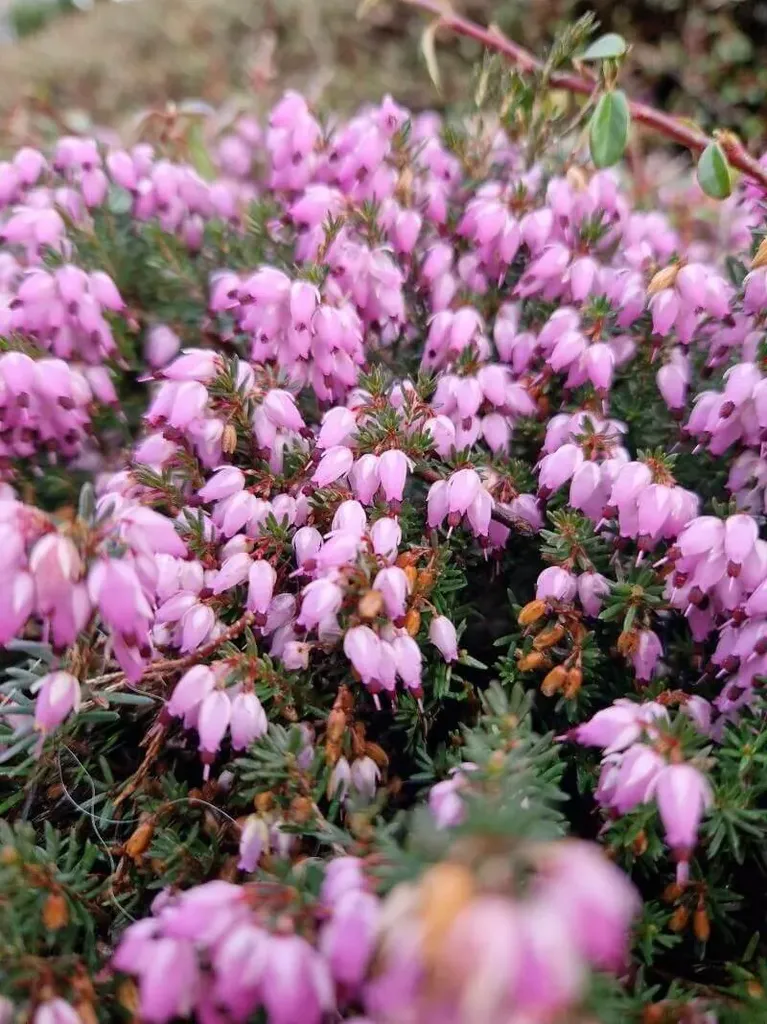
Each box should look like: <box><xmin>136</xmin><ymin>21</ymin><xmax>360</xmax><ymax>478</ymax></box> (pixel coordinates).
<box><xmin>402</xmin><ymin>0</ymin><xmax>767</xmax><ymax>191</ymax></box>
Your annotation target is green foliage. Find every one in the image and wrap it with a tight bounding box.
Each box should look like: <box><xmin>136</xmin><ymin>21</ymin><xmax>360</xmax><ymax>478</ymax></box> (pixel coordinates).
<box><xmin>589</xmin><ymin>90</ymin><xmax>631</xmax><ymax>168</ymax></box>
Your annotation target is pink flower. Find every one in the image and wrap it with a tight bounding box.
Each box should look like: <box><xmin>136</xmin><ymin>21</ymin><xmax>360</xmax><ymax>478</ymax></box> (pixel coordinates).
<box><xmin>247</xmin><ymin>561</ymin><xmax>277</xmax><ymax>618</ymax></box>
<box><xmin>373</xmin><ymin>566</ymin><xmax>410</xmax><ymax>619</ymax></box>
<box><xmin>198</xmin><ymin>466</ymin><xmax>245</xmax><ymax>503</ymax></box>
<box><xmin>34</xmin><ymin>671</ymin><xmax>81</xmax><ymax>734</ymax></box>
<box><xmin>344</xmin><ymin>625</ymin><xmax>381</xmax><ymax>687</ymax></box>
<box><xmin>145</xmin><ymin>325</ymin><xmax>181</xmax><ymax>369</ymax></box>
<box><xmin>197</xmin><ymin>690</ymin><xmax>231</xmax><ymax>756</ymax></box>
<box><xmin>261</xmin><ymin>935</ymin><xmax>334</xmax><ymax>1024</ymax></box>
<box><xmin>567</xmin><ymin>699</ymin><xmax>667</xmax><ymax>753</ymax></box>
<box><xmin>538</xmin><ymin>444</ymin><xmax>583</xmax><ymax>497</ymax></box>
<box><xmin>318</xmin><ymin>406</ymin><xmax>357</xmax><ymax>449</ymax></box>
<box><xmin>350</xmin><ymin>454</ymin><xmax>381</xmax><ymax>504</ymax></box>
<box><xmin>297</xmin><ymin>579</ymin><xmax>343</xmax><ymax>630</ymax></box>
<box><xmin>429</xmin><ymin>615</ymin><xmax>458</xmax><ymax>662</ymax></box>
<box><xmin>167</xmin><ymin>666</ymin><xmax>216</xmax><ymax>720</ymax></box>
<box><xmin>446</xmin><ymin>467</ymin><xmax>481</xmax><ymax>517</ymax></box>
<box><xmin>312</xmin><ymin>445</ymin><xmax>354</xmax><ymax>487</ymax></box>
<box><xmin>33</xmin><ymin>1000</ymin><xmax>81</xmax><ymax>1024</ymax></box>
<box><xmin>578</xmin><ymin>572</ymin><xmax>610</xmax><ymax>616</ymax></box>
<box><xmin>536</xmin><ymin>566</ymin><xmax>577</xmax><ymax>603</ymax></box>
<box><xmin>351</xmin><ymin>755</ymin><xmax>381</xmax><ymax>799</ymax></box>
<box><xmin>212</xmin><ymin>552</ymin><xmax>252</xmax><ymax>594</ymax></box>
<box><xmin>263</xmin><ymin>388</ymin><xmax>305</xmax><ymax>432</ymax></box>
<box><xmin>238</xmin><ymin>814</ymin><xmax>269</xmax><ymax>872</ymax></box>
<box><xmin>320</xmin><ymin>889</ymin><xmax>380</xmax><ymax>987</ymax></box>
<box><xmin>609</xmin><ymin>743</ymin><xmax>666</xmax><ymax>814</ymax></box>
<box><xmin>392</xmin><ymin>634</ymin><xmax>422</xmax><ymax>693</ymax></box>
<box><xmin>229</xmin><ymin>692</ymin><xmax>267</xmax><ymax>749</ymax></box>
<box><xmin>651</xmin><ymin>763</ymin><xmax>713</xmax><ymax>854</ymax></box>
<box><xmin>137</xmin><ymin>938</ymin><xmax>199</xmax><ymax>1023</ymax></box>
<box><xmin>180</xmin><ymin>603</ymin><xmax>216</xmax><ymax>652</ymax></box>
<box><xmin>631</xmin><ymin>629</ymin><xmax>663</xmax><ymax>681</ymax></box>
<box><xmin>545</xmin><ymin>840</ymin><xmax>639</xmax><ymax>971</ymax></box>
<box><xmin>378</xmin><ymin>449</ymin><xmax>409</xmax><ymax>503</ymax></box>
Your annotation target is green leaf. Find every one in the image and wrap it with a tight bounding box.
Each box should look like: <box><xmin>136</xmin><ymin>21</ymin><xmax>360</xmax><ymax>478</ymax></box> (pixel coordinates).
<box><xmin>589</xmin><ymin>90</ymin><xmax>630</xmax><ymax>168</ymax></box>
<box><xmin>188</xmin><ymin>121</ymin><xmax>216</xmax><ymax>182</ymax></box>
<box><xmin>581</xmin><ymin>33</ymin><xmax>627</xmax><ymax>60</ymax></box>
<box><xmin>107</xmin><ymin>185</ymin><xmax>133</xmax><ymax>216</ymax></box>
<box><xmin>697</xmin><ymin>141</ymin><xmax>732</xmax><ymax>199</ymax></box>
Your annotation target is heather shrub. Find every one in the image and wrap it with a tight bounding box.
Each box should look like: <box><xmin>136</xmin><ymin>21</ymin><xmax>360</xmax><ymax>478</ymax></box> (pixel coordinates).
<box><xmin>2</xmin><ymin>8</ymin><xmax>767</xmax><ymax>1024</ymax></box>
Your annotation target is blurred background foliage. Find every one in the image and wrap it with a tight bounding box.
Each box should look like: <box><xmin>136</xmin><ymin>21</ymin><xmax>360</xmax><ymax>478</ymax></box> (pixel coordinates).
<box><xmin>0</xmin><ymin>0</ymin><xmax>766</xmax><ymax>143</ymax></box>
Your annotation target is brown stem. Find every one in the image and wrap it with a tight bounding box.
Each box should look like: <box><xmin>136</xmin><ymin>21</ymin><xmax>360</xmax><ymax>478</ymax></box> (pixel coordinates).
<box><xmin>402</xmin><ymin>0</ymin><xmax>767</xmax><ymax>191</ymax></box>
<box><xmin>84</xmin><ymin>611</ymin><xmax>256</xmax><ymax>711</ymax></box>
<box><xmin>143</xmin><ymin>611</ymin><xmax>256</xmax><ymax>679</ymax></box>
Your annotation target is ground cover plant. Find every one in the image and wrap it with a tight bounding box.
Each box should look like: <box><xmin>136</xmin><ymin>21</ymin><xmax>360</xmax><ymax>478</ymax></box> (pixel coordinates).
<box><xmin>2</xmin><ymin>5</ymin><xmax>767</xmax><ymax>1022</ymax></box>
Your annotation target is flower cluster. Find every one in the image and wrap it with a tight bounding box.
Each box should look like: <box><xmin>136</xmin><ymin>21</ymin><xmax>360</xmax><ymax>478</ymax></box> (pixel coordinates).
<box><xmin>3</xmin><ymin>42</ymin><xmax>767</xmax><ymax>1023</ymax></box>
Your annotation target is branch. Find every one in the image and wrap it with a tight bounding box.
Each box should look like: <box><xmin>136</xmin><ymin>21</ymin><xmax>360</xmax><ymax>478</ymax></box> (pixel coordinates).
<box><xmin>401</xmin><ymin>0</ymin><xmax>767</xmax><ymax>192</ymax></box>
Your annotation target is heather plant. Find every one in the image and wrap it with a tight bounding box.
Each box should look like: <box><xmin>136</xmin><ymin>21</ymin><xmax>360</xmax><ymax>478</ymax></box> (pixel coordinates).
<box><xmin>3</xmin><ymin>7</ymin><xmax>767</xmax><ymax>1024</ymax></box>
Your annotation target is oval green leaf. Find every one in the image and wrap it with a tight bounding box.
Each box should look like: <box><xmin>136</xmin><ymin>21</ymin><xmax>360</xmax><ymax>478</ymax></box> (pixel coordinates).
<box><xmin>581</xmin><ymin>33</ymin><xmax>627</xmax><ymax>60</ymax></box>
<box><xmin>589</xmin><ymin>90</ymin><xmax>630</xmax><ymax>169</ymax></box>
<box><xmin>697</xmin><ymin>141</ymin><xmax>732</xmax><ymax>200</ymax></box>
